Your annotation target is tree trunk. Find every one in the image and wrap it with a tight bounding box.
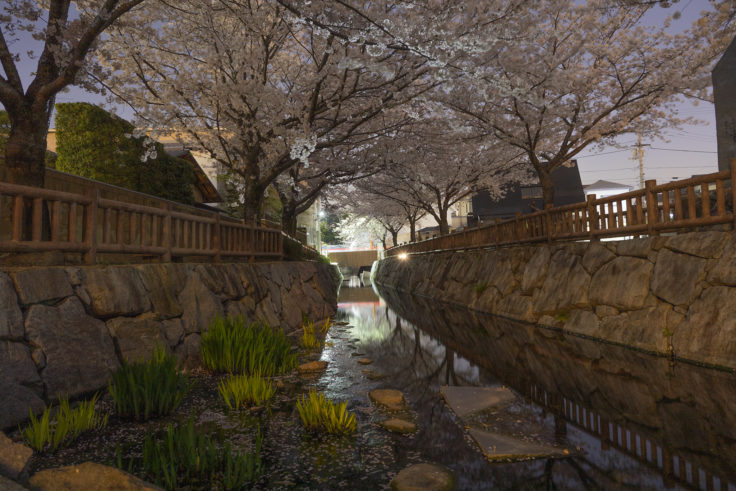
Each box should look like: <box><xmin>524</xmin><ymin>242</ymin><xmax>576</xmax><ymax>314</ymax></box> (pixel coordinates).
<box><xmin>390</xmin><ymin>229</ymin><xmax>399</xmax><ymax>247</ymax></box>
<box><xmin>438</xmin><ymin>210</ymin><xmax>449</xmax><ymax>235</ymax></box>
<box><xmin>241</xmin><ymin>185</ymin><xmax>264</xmax><ymax>222</ymax></box>
<box><xmin>2</xmin><ymin>107</ymin><xmax>49</xmax><ymax>187</ymax></box>
<box><xmin>538</xmin><ymin>166</ymin><xmax>555</xmax><ymax>208</ymax></box>
<box><xmin>281</xmin><ymin>204</ymin><xmax>298</xmax><ymax>236</ymax></box>
<box><xmin>409</xmin><ymin>219</ymin><xmax>416</xmax><ymax>242</ymax></box>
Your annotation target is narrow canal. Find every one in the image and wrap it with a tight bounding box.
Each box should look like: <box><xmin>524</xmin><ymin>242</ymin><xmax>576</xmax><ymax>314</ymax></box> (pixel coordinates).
<box><xmin>326</xmin><ymin>278</ymin><xmax>736</xmax><ymax>490</ymax></box>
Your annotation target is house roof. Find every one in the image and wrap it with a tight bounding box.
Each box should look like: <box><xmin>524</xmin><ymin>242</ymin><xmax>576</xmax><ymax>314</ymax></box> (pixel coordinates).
<box><xmin>164</xmin><ymin>148</ymin><xmax>222</xmax><ymax>203</ymax></box>
<box><xmin>583</xmin><ymin>179</ymin><xmax>631</xmax><ymax>190</ymax></box>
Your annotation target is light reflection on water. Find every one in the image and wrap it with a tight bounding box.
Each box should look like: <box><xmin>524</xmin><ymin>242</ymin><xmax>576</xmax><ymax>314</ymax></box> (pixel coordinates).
<box><xmin>334</xmin><ymin>280</ymin><xmax>736</xmax><ymax>490</ymax></box>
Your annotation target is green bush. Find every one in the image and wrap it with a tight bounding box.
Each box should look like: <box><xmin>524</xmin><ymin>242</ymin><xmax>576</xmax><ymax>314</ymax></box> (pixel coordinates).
<box><xmin>218</xmin><ymin>374</ymin><xmax>275</xmax><ymax>410</ymax></box>
<box><xmin>118</xmin><ymin>418</ymin><xmax>262</xmax><ymax>491</ymax></box>
<box><xmin>108</xmin><ymin>347</ymin><xmax>190</xmax><ymax>421</ymax></box>
<box><xmin>296</xmin><ymin>390</ymin><xmax>357</xmax><ymax>435</ymax></box>
<box><xmin>201</xmin><ymin>316</ymin><xmax>297</xmax><ymax>376</ymax></box>
<box><xmin>22</xmin><ymin>394</ymin><xmax>108</xmax><ymax>452</ymax></box>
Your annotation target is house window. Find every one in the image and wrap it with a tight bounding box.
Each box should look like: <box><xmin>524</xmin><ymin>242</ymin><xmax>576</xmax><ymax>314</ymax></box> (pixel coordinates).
<box><xmin>521</xmin><ymin>186</ymin><xmax>543</xmax><ymax>199</ymax></box>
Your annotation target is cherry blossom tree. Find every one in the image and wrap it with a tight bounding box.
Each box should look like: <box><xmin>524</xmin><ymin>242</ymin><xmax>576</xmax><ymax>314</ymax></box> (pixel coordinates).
<box><xmin>0</xmin><ymin>0</ymin><xmax>149</xmax><ymax>187</ymax></box>
<box><xmin>441</xmin><ymin>0</ymin><xmax>736</xmax><ymax>206</ymax></box>
<box><xmin>97</xmin><ymin>0</ymin><xmax>435</xmax><ymax>220</ymax></box>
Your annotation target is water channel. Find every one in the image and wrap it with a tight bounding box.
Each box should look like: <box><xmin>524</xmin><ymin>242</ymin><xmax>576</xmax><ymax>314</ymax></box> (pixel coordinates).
<box><xmin>328</xmin><ymin>278</ymin><xmax>736</xmax><ymax>490</ymax></box>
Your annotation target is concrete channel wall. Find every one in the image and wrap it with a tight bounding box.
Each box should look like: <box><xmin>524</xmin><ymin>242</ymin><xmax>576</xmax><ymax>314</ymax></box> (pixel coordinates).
<box><xmin>0</xmin><ymin>261</ymin><xmax>339</xmax><ymax>430</ymax></box>
<box><xmin>374</xmin><ymin>230</ymin><xmax>736</xmax><ymax>371</ymax></box>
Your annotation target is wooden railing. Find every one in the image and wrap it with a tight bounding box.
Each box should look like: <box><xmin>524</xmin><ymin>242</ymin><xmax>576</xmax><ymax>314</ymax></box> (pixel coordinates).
<box><xmin>0</xmin><ymin>181</ymin><xmax>282</xmax><ymax>263</ymax></box>
<box><xmin>387</xmin><ymin>162</ymin><xmax>736</xmax><ymax>256</ymax></box>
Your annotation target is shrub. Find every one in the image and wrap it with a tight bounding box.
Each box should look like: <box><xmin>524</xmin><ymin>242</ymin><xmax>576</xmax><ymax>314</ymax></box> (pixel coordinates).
<box><xmin>22</xmin><ymin>394</ymin><xmax>108</xmax><ymax>452</ymax></box>
<box><xmin>296</xmin><ymin>390</ymin><xmax>357</xmax><ymax>435</ymax></box>
<box><xmin>118</xmin><ymin>418</ymin><xmax>262</xmax><ymax>491</ymax></box>
<box><xmin>218</xmin><ymin>374</ymin><xmax>275</xmax><ymax>410</ymax></box>
<box><xmin>201</xmin><ymin>316</ymin><xmax>297</xmax><ymax>376</ymax></box>
<box><xmin>108</xmin><ymin>347</ymin><xmax>190</xmax><ymax>421</ymax></box>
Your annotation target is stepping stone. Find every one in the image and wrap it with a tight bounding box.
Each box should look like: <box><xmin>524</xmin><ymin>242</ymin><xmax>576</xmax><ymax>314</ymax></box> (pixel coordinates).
<box><xmin>357</xmin><ymin>358</ymin><xmax>373</xmax><ymax>365</ymax></box>
<box><xmin>29</xmin><ymin>462</ymin><xmax>160</xmax><ymax>490</ymax></box>
<box><xmin>362</xmin><ymin>369</ymin><xmax>387</xmax><ymax>381</ymax></box>
<box><xmin>379</xmin><ymin>418</ymin><xmax>417</xmax><ymax>434</ymax></box>
<box><xmin>390</xmin><ymin>463</ymin><xmax>453</xmax><ymax>491</ymax></box>
<box><xmin>0</xmin><ymin>475</ymin><xmax>25</xmax><ymax>491</ymax></box>
<box><xmin>0</xmin><ymin>432</ymin><xmax>32</xmax><ymax>481</ymax></box>
<box><xmin>467</xmin><ymin>428</ymin><xmax>568</xmax><ymax>461</ymax></box>
<box><xmin>440</xmin><ymin>386</ymin><xmax>516</xmax><ymax>417</ymax></box>
<box><xmin>351</xmin><ymin>352</ymin><xmax>366</xmax><ymax>357</ymax></box>
<box><xmin>369</xmin><ymin>389</ymin><xmax>405</xmax><ymax>411</ymax></box>
<box><xmin>298</xmin><ymin>361</ymin><xmax>328</xmax><ymax>374</ymax></box>
<box><xmin>335</xmin><ymin>321</ymin><xmax>350</xmax><ymax>326</ymax></box>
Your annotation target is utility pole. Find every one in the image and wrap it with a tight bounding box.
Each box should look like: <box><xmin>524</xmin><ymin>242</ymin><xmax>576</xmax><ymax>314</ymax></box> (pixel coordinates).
<box><xmin>632</xmin><ymin>133</ymin><xmax>650</xmax><ymax>189</ymax></box>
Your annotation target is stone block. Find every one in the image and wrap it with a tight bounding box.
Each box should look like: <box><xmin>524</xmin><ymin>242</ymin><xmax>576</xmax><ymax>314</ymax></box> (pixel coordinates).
<box><xmin>0</xmin><ymin>273</ymin><xmax>23</xmax><ymax>339</ymax></box>
<box><xmin>178</xmin><ymin>273</ymin><xmax>223</xmax><ymax>334</ymax></box>
<box><xmin>0</xmin><ymin>341</ymin><xmax>44</xmax><ymax>430</ymax></box>
<box><xmin>520</xmin><ymin>246</ymin><xmax>550</xmax><ymax>293</ymax></box>
<box><xmin>599</xmin><ymin>304</ymin><xmax>676</xmax><ymax>353</ymax></box>
<box><xmin>11</xmin><ymin>268</ymin><xmax>73</xmax><ymax>305</ymax></box>
<box><xmin>581</xmin><ymin>243</ymin><xmax>616</xmax><ymax>274</ymax></box>
<box><xmin>532</xmin><ymin>250</ymin><xmax>590</xmax><ymax>314</ymax></box>
<box><xmin>28</xmin><ymin>462</ymin><xmax>162</xmax><ymax>490</ymax></box>
<box><xmin>107</xmin><ymin>314</ymin><xmax>167</xmax><ymax>362</ymax></box>
<box><xmin>651</xmin><ymin>248</ymin><xmax>706</xmax><ymax>306</ymax></box>
<box><xmin>589</xmin><ymin>256</ymin><xmax>652</xmax><ymax>310</ymax></box>
<box><xmin>562</xmin><ymin>309</ymin><xmax>600</xmax><ymax>338</ymax></box>
<box><xmin>82</xmin><ymin>267</ymin><xmax>151</xmax><ymax>317</ymax></box>
<box><xmin>665</xmin><ymin>231</ymin><xmax>730</xmax><ymax>258</ymax></box>
<box><xmin>707</xmin><ymin>233</ymin><xmax>736</xmax><ymax>286</ymax></box>
<box><xmin>615</xmin><ymin>237</ymin><xmax>658</xmax><ymax>258</ymax></box>
<box><xmin>595</xmin><ymin>305</ymin><xmax>619</xmax><ymax>318</ymax></box>
<box><xmin>496</xmin><ymin>294</ymin><xmax>535</xmax><ymax>322</ymax></box>
<box><xmin>162</xmin><ymin>319</ymin><xmax>185</xmax><ymax>348</ymax></box>
<box><xmin>25</xmin><ymin>297</ymin><xmax>119</xmax><ymax>400</ymax></box>
<box><xmin>174</xmin><ymin>333</ymin><xmax>201</xmax><ymax>370</ymax></box>
<box><xmin>135</xmin><ymin>265</ymin><xmax>182</xmax><ymax>319</ymax></box>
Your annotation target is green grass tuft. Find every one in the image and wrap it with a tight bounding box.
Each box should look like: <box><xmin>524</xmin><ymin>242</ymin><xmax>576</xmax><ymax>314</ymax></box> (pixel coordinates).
<box><xmin>21</xmin><ymin>393</ymin><xmax>107</xmax><ymax>452</ymax></box>
<box><xmin>201</xmin><ymin>316</ymin><xmax>297</xmax><ymax>376</ymax></box>
<box><xmin>108</xmin><ymin>346</ymin><xmax>190</xmax><ymax>422</ymax></box>
<box><xmin>218</xmin><ymin>374</ymin><xmax>275</xmax><ymax>410</ymax></box>
<box><xmin>296</xmin><ymin>390</ymin><xmax>357</xmax><ymax>435</ymax></box>
<box><xmin>117</xmin><ymin>418</ymin><xmax>262</xmax><ymax>490</ymax></box>
<box><xmin>300</xmin><ymin>320</ymin><xmax>322</xmax><ymax>350</ymax></box>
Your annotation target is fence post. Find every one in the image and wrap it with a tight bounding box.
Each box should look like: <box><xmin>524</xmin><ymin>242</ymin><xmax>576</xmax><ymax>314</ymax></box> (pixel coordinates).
<box><xmin>514</xmin><ymin>212</ymin><xmax>522</xmax><ymax>242</ymax></box>
<box><xmin>494</xmin><ymin>218</ymin><xmax>500</xmax><ymax>248</ymax></box>
<box><xmin>545</xmin><ymin>204</ymin><xmax>553</xmax><ymax>243</ymax></box>
<box><xmin>586</xmin><ymin>194</ymin><xmax>598</xmax><ymax>241</ymax></box>
<box><xmin>645</xmin><ymin>179</ymin><xmax>658</xmax><ymax>236</ymax></box>
<box><xmin>213</xmin><ymin>213</ymin><xmax>221</xmax><ymax>263</ymax></box>
<box><xmin>84</xmin><ymin>186</ymin><xmax>99</xmax><ymax>264</ymax></box>
<box><xmin>162</xmin><ymin>204</ymin><xmax>172</xmax><ymax>262</ymax></box>
<box><xmin>731</xmin><ymin>158</ymin><xmax>736</xmax><ymax>229</ymax></box>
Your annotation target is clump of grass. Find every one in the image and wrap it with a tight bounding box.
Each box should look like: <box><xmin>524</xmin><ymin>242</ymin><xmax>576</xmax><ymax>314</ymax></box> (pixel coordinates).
<box><xmin>296</xmin><ymin>390</ymin><xmax>357</xmax><ymax>435</ymax></box>
<box><xmin>201</xmin><ymin>316</ymin><xmax>297</xmax><ymax>376</ymax></box>
<box><xmin>22</xmin><ymin>393</ymin><xmax>107</xmax><ymax>452</ymax></box>
<box><xmin>117</xmin><ymin>418</ymin><xmax>262</xmax><ymax>491</ymax></box>
<box><xmin>108</xmin><ymin>346</ymin><xmax>189</xmax><ymax>421</ymax></box>
<box><xmin>300</xmin><ymin>320</ymin><xmax>322</xmax><ymax>350</ymax></box>
<box><xmin>218</xmin><ymin>374</ymin><xmax>274</xmax><ymax>410</ymax></box>
<box><xmin>473</xmin><ymin>283</ymin><xmax>488</xmax><ymax>296</ymax></box>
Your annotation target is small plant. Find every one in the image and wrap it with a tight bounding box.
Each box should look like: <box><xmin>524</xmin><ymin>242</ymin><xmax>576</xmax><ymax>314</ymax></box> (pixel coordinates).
<box><xmin>201</xmin><ymin>316</ymin><xmax>298</xmax><ymax>376</ymax></box>
<box><xmin>300</xmin><ymin>320</ymin><xmax>322</xmax><ymax>350</ymax></box>
<box><xmin>319</xmin><ymin>317</ymin><xmax>331</xmax><ymax>335</ymax></box>
<box><xmin>473</xmin><ymin>283</ymin><xmax>488</xmax><ymax>296</ymax></box>
<box><xmin>218</xmin><ymin>374</ymin><xmax>274</xmax><ymax>410</ymax></box>
<box><xmin>296</xmin><ymin>390</ymin><xmax>357</xmax><ymax>435</ymax></box>
<box><xmin>555</xmin><ymin>310</ymin><xmax>570</xmax><ymax>323</ymax></box>
<box><xmin>108</xmin><ymin>346</ymin><xmax>189</xmax><ymax>421</ymax></box>
<box><xmin>22</xmin><ymin>393</ymin><xmax>108</xmax><ymax>452</ymax></box>
<box><xmin>117</xmin><ymin>418</ymin><xmax>262</xmax><ymax>490</ymax></box>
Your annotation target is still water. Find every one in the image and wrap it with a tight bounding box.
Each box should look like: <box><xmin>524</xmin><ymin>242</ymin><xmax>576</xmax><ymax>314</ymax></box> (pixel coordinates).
<box><xmin>329</xmin><ymin>279</ymin><xmax>736</xmax><ymax>490</ymax></box>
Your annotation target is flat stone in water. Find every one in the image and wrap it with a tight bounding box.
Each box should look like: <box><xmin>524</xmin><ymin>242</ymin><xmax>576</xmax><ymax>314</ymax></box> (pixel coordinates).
<box><xmin>390</xmin><ymin>463</ymin><xmax>453</xmax><ymax>491</ymax></box>
<box><xmin>467</xmin><ymin>428</ymin><xmax>568</xmax><ymax>461</ymax></box>
<box><xmin>357</xmin><ymin>358</ymin><xmax>373</xmax><ymax>365</ymax></box>
<box><xmin>29</xmin><ymin>462</ymin><xmax>161</xmax><ymax>490</ymax></box>
<box><xmin>379</xmin><ymin>418</ymin><xmax>417</xmax><ymax>434</ymax></box>
<box><xmin>440</xmin><ymin>385</ymin><xmax>516</xmax><ymax>417</ymax></box>
<box><xmin>362</xmin><ymin>369</ymin><xmax>387</xmax><ymax>381</ymax></box>
<box><xmin>298</xmin><ymin>360</ymin><xmax>328</xmax><ymax>373</ymax></box>
<box><xmin>369</xmin><ymin>389</ymin><xmax>405</xmax><ymax>411</ymax></box>
<box><xmin>351</xmin><ymin>352</ymin><xmax>366</xmax><ymax>357</ymax></box>
<box><xmin>0</xmin><ymin>474</ymin><xmax>25</xmax><ymax>491</ymax></box>
<box><xmin>0</xmin><ymin>432</ymin><xmax>32</xmax><ymax>481</ymax></box>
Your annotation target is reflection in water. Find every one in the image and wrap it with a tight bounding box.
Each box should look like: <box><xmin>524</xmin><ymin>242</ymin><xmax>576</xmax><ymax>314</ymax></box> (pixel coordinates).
<box><xmin>335</xmin><ymin>284</ymin><xmax>736</xmax><ymax>490</ymax></box>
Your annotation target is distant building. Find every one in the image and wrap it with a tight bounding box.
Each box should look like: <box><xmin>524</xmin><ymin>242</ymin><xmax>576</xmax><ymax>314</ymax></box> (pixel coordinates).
<box><xmin>583</xmin><ymin>180</ymin><xmax>633</xmax><ymax>199</ymax></box>
<box><xmin>471</xmin><ymin>160</ymin><xmax>585</xmax><ymax>223</ymax></box>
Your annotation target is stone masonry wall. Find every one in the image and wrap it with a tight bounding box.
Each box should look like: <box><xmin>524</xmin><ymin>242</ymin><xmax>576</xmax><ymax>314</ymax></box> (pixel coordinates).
<box><xmin>0</xmin><ymin>261</ymin><xmax>338</xmax><ymax>430</ymax></box>
<box><xmin>374</xmin><ymin>231</ymin><xmax>736</xmax><ymax>370</ymax></box>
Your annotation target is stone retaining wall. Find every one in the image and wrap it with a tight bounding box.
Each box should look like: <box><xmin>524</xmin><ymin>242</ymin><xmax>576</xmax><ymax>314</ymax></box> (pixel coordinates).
<box><xmin>0</xmin><ymin>261</ymin><xmax>338</xmax><ymax>430</ymax></box>
<box><xmin>374</xmin><ymin>231</ymin><xmax>736</xmax><ymax>370</ymax></box>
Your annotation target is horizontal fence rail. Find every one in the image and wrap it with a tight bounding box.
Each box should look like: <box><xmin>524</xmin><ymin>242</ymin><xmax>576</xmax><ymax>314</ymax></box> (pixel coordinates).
<box><xmin>0</xmin><ymin>181</ymin><xmax>282</xmax><ymax>263</ymax></box>
<box><xmin>387</xmin><ymin>162</ymin><xmax>736</xmax><ymax>257</ymax></box>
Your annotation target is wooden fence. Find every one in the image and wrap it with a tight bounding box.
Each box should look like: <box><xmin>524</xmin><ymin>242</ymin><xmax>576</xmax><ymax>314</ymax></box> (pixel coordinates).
<box><xmin>0</xmin><ymin>181</ymin><xmax>282</xmax><ymax>263</ymax></box>
<box><xmin>387</xmin><ymin>162</ymin><xmax>736</xmax><ymax>257</ymax></box>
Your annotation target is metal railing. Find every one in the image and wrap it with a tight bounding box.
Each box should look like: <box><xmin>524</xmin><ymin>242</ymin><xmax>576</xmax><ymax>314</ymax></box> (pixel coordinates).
<box><xmin>387</xmin><ymin>161</ymin><xmax>736</xmax><ymax>256</ymax></box>
<box><xmin>0</xmin><ymin>181</ymin><xmax>282</xmax><ymax>263</ymax></box>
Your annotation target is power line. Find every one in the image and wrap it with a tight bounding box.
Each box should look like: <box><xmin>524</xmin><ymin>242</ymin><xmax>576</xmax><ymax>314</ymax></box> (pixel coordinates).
<box><xmin>649</xmin><ymin>147</ymin><xmax>717</xmax><ymax>154</ymax></box>
<box><xmin>576</xmin><ymin>149</ymin><xmax>631</xmax><ymax>158</ymax></box>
